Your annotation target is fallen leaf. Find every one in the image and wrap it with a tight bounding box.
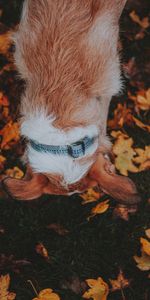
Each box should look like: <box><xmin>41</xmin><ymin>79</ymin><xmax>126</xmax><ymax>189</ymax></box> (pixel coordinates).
<box><xmin>88</xmin><ymin>200</ymin><xmax>109</xmax><ymax>220</ymax></box>
<box><xmin>80</xmin><ymin>188</ymin><xmax>100</xmax><ymax>204</ymax></box>
<box><xmin>109</xmin><ymin>270</ymin><xmax>130</xmax><ymax>291</ymax></box>
<box><xmin>145</xmin><ymin>229</ymin><xmax>150</xmax><ymax>239</ymax></box>
<box><xmin>0</xmin><ymin>32</ymin><xmax>12</xmax><ymax>55</ymax></box>
<box><xmin>0</xmin><ymin>121</ymin><xmax>20</xmax><ymax>149</ymax></box>
<box><xmin>5</xmin><ymin>167</ymin><xmax>24</xmax><ymax>179</ymax></box>
<box><xmin>0</xmin><ymin>92</ymin><xmax>9</xmax><ymax>106</ymax></box>
<box><xmin>129</xmin><ymin>11</ymin><xmax>150</xmax><ymax>29</ymax></box>
<box><xmin>134</xmin><ymin>252</ymin><xmax>150</xmax><ymax>271</ymax></box>
<box><xmin>113</xmin><ymin>136</ymin><xmax>138</xmax><ymax>176</ymax></box>
<box><xmin>108</xmin><ymin>103</ymin><xmax>132</xmax><ymax>129</ymax></box>
<box><xmin>83</xmin><ymin>277</ymin><xmax>109</xmax><ymax>300</ymax></box>
<box><xmin>0</xmin><ymin>274</ymin><xmax>16</xmax><ymax>300</ymax></box>
<box><xmin>113</xmin><ymin>204</ymin><xmax>137</xmax><ymax>221</ymax></box>
<box><xmin>133</xmin><ymin>146</ymin><xmax>150</xmax><ymax>171</ymax></box>
<box><xmin>35</xmin><ymin>243</ymin><xmax>50</xmax><ymax>260</ymax></box>
<box><xmin>32</xmin><ymin>288</ymin><xmax>60</xmax><ymax>300</ymax></box>
<box><xmin>140</xmin><ymin>238</ymin><xmax>150</xmax><ymax>256</ymax></box>
<box><xmin>129</xmin><ymin>89</ymin><xmax>150</xmax><ymax>111</ymax></box>
<box><xmin>133</xmin><ymin>117</ymin><xmax>150</xmax><ymax>133</ymax></box>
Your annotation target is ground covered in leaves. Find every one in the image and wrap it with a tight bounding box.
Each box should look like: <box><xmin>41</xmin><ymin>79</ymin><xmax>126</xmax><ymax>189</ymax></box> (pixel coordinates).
<box><xmin>0</xmin><ymin>1</ymin><xmax>150</xmax><ymax>299</ymax></box>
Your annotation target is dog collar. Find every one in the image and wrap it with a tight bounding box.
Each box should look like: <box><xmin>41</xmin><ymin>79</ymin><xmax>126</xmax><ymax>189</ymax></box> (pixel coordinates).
<box><xmin>29</xmin><ymin>136</ymin><xmax>97</xmax><ymax>159</ymax></box>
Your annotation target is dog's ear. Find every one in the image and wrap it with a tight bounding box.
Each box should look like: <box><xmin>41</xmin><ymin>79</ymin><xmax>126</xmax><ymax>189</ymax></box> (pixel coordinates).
<box><xmin>1</xmin><ymin>167</ymin><xmax>48</xmax><ymax>200</ymax></box>
<box><xmin>88</xmin><ymin>153</ymin><xmax>141</xmax><ymax>205</ymax></box>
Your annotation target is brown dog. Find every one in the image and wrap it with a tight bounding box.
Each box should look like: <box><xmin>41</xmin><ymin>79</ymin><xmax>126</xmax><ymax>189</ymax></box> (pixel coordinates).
<box><xmin>2</xmin><ymin>0</ymin><xmax>140</xmax><ymax>204</ymax></box>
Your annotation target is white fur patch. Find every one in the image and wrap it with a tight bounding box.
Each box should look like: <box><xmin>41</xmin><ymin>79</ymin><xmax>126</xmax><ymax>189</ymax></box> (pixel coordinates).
<box><xmin>21</xmin><ymin>110</ymin><xmax>99</xmax><ymax>145</ymax></box>
<box><xmin>21</xmin><ymin>110</ymin><xmax>99</xmax><ymax>184</ymax></box>
<box><xmin>27</xmin><ymin>145</ymin><xmax>96</xmax><ymax>184</ymax></box>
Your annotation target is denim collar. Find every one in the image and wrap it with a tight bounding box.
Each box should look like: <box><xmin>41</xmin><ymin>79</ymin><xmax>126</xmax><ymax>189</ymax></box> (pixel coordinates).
<box><xmin>29</xmin><ymin>136</ymin><xmax>97</xmax><ymax>159</ymax></box>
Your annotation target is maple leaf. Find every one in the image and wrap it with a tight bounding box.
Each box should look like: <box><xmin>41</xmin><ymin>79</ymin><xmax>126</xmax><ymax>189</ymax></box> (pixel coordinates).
<box><xmin>5</xmin><ymin>167</ymin><xmax>24</xmax><ymax>179</ymax></box>
<box><xmin>80</xmin><ymin>188</ymin><xmax>101</xmax><ymax>204</ymax></box>
<box><xmin>83</xmin><ymin>277</ymin><xmax>109</xmax><ymax>300</ymax></box>
<box><xmin>133</xmin><ymin>146</ymin><xmax>150</xmax><ymax>171</ymax></box>
<box><xmin>88</xmin><ymin>200</ymin><xmax>109</xmax><ymax>220</ymax></box>
<box><xmin>109</xmin><ymin>270</ymin><xmax>130</xmax><ymax>292</ymax></box>
<box><xmin>129</xmin><ymin>89</ymin><xmax>150</xmax><ymax>111</ymax></box>
<box><xmin>129</xmin><ymin>11</ymin><xmax>150</xmax><ymax>29</ymax></box>
<box><xmin>35</xmin><ymin>243</ymin><xmax>50</xmax><ymax>260</ymax></box>
<box><xmin>0</xmin><ymin>274</ymin><xmax>16</xmax><ymax>300</ymax></box>
<box><xmin>32</xmin><ymin>288</ymin><xmax>60</xmax><ymax>300</ymax></box>
<box><xmin>108</xmin><ymin>103</ymin><xmax>132</xmax><ymax>129</ymax></box>
<box><xmin>113</xmin><ymin>135</ymin><xmax>138</xmax><ymax>176</ymax></box>
<box><xmin>0</xmin><ymin>121</ymin><xmax>20</xmax><ymax>149</ymax></box>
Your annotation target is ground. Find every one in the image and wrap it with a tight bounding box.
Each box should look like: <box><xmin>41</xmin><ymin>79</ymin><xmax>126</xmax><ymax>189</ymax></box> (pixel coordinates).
<box><xmin>0</xmin><ymin>1</ymin><xmax>150</xmax><ymax>300</ymax></box>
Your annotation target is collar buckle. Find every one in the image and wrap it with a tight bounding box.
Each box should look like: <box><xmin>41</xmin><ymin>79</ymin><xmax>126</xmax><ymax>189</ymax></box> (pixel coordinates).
<box><xmin>67</xmin><ymin>140</ymin><xmax>86</xmax><ymax>158</ymax></box>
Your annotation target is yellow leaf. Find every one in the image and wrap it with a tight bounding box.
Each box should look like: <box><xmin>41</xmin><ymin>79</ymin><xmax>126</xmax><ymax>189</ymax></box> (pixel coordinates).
<box><xmin>129</xmin><ymin>11</ymin><xmax>150</xmax><ymax>29</ymax></box>
<box><xmin>80</xmin><ymin>188</ymin><xmax>100</xmax><ymax>204</ymax></box>
<box><xmin>83</xmin><ymin>277</ymin><xmax>109</xmax><ymax>300</ymax></box>
<box><xmin>113</xmin><ymin>136</ymin><xmax>138</xmax><ymax>176</ymax></box>
<box><xmin>0</xmin><ymin>32</ymin><xmax>12</xmax><ymax>55</ymax></box>
<box><xmin>0</xmin><ymin>274</ymin><xmax>16</xmax><ymax>300</ymax></box>
<box><xmin>32</xmin><ymin>288</ymin><xmax>60</xmax><ymax>300</ymax></box>
<box><xmin>109</xmin><ymin>270</ymin><xmax>130</xmax><ymax>291</ymax></box>
<box><xmin>133</xmin><ymin>146</ymin><xmax>150</xmax><ymax>171</ymax></box>
<box><xmin>133</xmin><ymin>117</ymin><xmax>150</xmax><ymax>133</ymax></box>
<box><xmin>0</xmin><ymin>121</ymin><xmax>20</xmax><ymax>149</ymax></box>
<box><xmin>134</xmin><ymin>252</ymin><xmax>150</xmax><ymax>271</ymax></box>
<box><xmin>89</xmin><ymin>200</ymin><xmax>109</xmax><ymax>219</ymax></box>
<box><xmin>140</xmin><ymin>238</ymin><xmax>150</xmax><ymax>256</ymax></box>
<box><xmin>5</xmin><ymin>167</ymin><xmax>24</xmax><ymax>179</ymax></box>
<box><xmin>35</xmin><ymin>243</ymin><xmax>49</xmax><ymax>260</ymax></box>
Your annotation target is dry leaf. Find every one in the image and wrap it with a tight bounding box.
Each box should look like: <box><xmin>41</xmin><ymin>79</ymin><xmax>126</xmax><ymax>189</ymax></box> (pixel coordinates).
<box><xmin>108</xmin><ymin>103</ymin><xmax>132</xmax><ymax>129</ymax></box>
<box><xmin>140</xmin><ymin>238</ymin><xmax>150</xmax><ymax>256</ymax></box>
<box><xmin>88</xmin><ymin>200</ymin><xmax>109</xmax><ymax>220</ymax></box>
<box><xmin>129</xmin><ymin>89</ymin><xmax>150</xmax><ymax>111</ymax></box>
<box><xmin>0</xmin><ymin>32</ymin><xmax>12</xmax><ymax>55</ymax></box>
<box><xmin>133</xmin><ymin>146</ymin><xmax>150</xmax><ymax>171</ymax></box>
<box><xmin>0</xmin><ymin>274</ymin><xmax>16</xmax><ymax>300</ymax></box>
<box><xmin>0</xmin><ymin>92</ymin><xmax>9</xmax><ymax>106</ymax></box>
<box><xmin>32</xmin><ymin>288</ymin><xmax>60</xmax><ymax>300</ymax></box>
<box><xmin>113</xmin><ymin>136</ymin><xmax>138</xmax><ymax>176</ymax></box>
<box><xmin>129</xmin><ymin>11</ymin><xmax>150</xmax><ymax>29</ymax></box>
<box><xmin>113</xmin><ymin>204</ymin><xmax>137</xmax><ymax>221</ymax></box>
<box><xmin>0</xmin><ymin>155</ymin><xmax>6</xmax><ymax>169</ymax></box>
<box><xmin>5</xmin><ymin>167</ymin><xmax>24</xmax><ymax>179</ymax></box>
<box><xmin>109</xmin><ymin>270</ymin><xmax>130</xmax><ymax>291</ymax></box>
<box><xmin>0</xmin><ymin>121</ymin><xmax>20</xmax><ymax>149</ymax></box>
<box><xmin>133</xmin><ymin>117</ymin><xmax>150</xmax><ymax>133</ymax></box>
<box><xmin>134</xmin><ymin>252</ymin><xmax>150</xmax><ymax>271</ymax></box>
<box><xmin>83</xmin><ymin>277</ymin><xmax>109</xmax><ymax>300</ymax></box>
<box><xmin>35</xmin><ymin>243</ymin><xmax>49</xmax><ymax>260</ymax></box>
<box><xmin>80</xmin><ymin>188</ymin><xmax>100</xmax><ymax>204</ymax></box>
<box><xmin>145</xmin><ymin>229</ymin><xmax>150</xmax><ymax>239</ymax></box>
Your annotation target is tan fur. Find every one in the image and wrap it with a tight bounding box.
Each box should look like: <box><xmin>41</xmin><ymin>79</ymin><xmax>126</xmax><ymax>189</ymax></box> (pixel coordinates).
<box><xmin>2</xmin><ymin>0</ymin><xmax>140</xmax><ymax>204</ymax></box>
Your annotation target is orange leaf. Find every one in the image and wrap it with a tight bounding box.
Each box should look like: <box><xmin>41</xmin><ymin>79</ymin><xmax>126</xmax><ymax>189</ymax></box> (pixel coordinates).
<box><xmin>32</xmin><ymin>288</ymin><xmax>60</xmax><ymax>300</ymax></box>
<box><xmin>80</xmin><ymin>188</ymin><xmax>100</xmax><ymax>204</ymax></box>
<box><xmin>0</xmin><ymin>274</ymin><xmax>16</xmax><ymax>300</ymax></box>
<box><xmin>0</xmin><ymin>121</ymin><xmax>20</xmax><ymax>149</ymax></box>
<box><xmin>109</xmin><ymin>270</ymin><xmax>130</xmax><ymax>292</ymax></box>
<box><xmin>140</xmin><ymin>238</ymin><xmax>150</xmax><ymax>256</ymax></box>
<box><xmin>129</xmin><ymin>11</ymin><xmax>150</xmax><ymax>29</ymax></box>
<box><xmin>5</xmin><ymin>167</ymin><xmax>24</xmax><ymax>179</ymax></box>
<box><xmin>35</xmin><ymin>243</ymin><xmax>50</xmax><ymax>260</ymax></box>
<box><xmin>83</xmin><ymin>277</ymin><xmax>109</xmax><ymax>300</ymax></box>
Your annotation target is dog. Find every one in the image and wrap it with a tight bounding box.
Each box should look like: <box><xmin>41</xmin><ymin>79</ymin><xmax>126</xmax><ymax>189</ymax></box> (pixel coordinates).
<box><xmin>2</xmin><ymin>0</ymin><xmax>140</xmax><ymax>204</ymax></box>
